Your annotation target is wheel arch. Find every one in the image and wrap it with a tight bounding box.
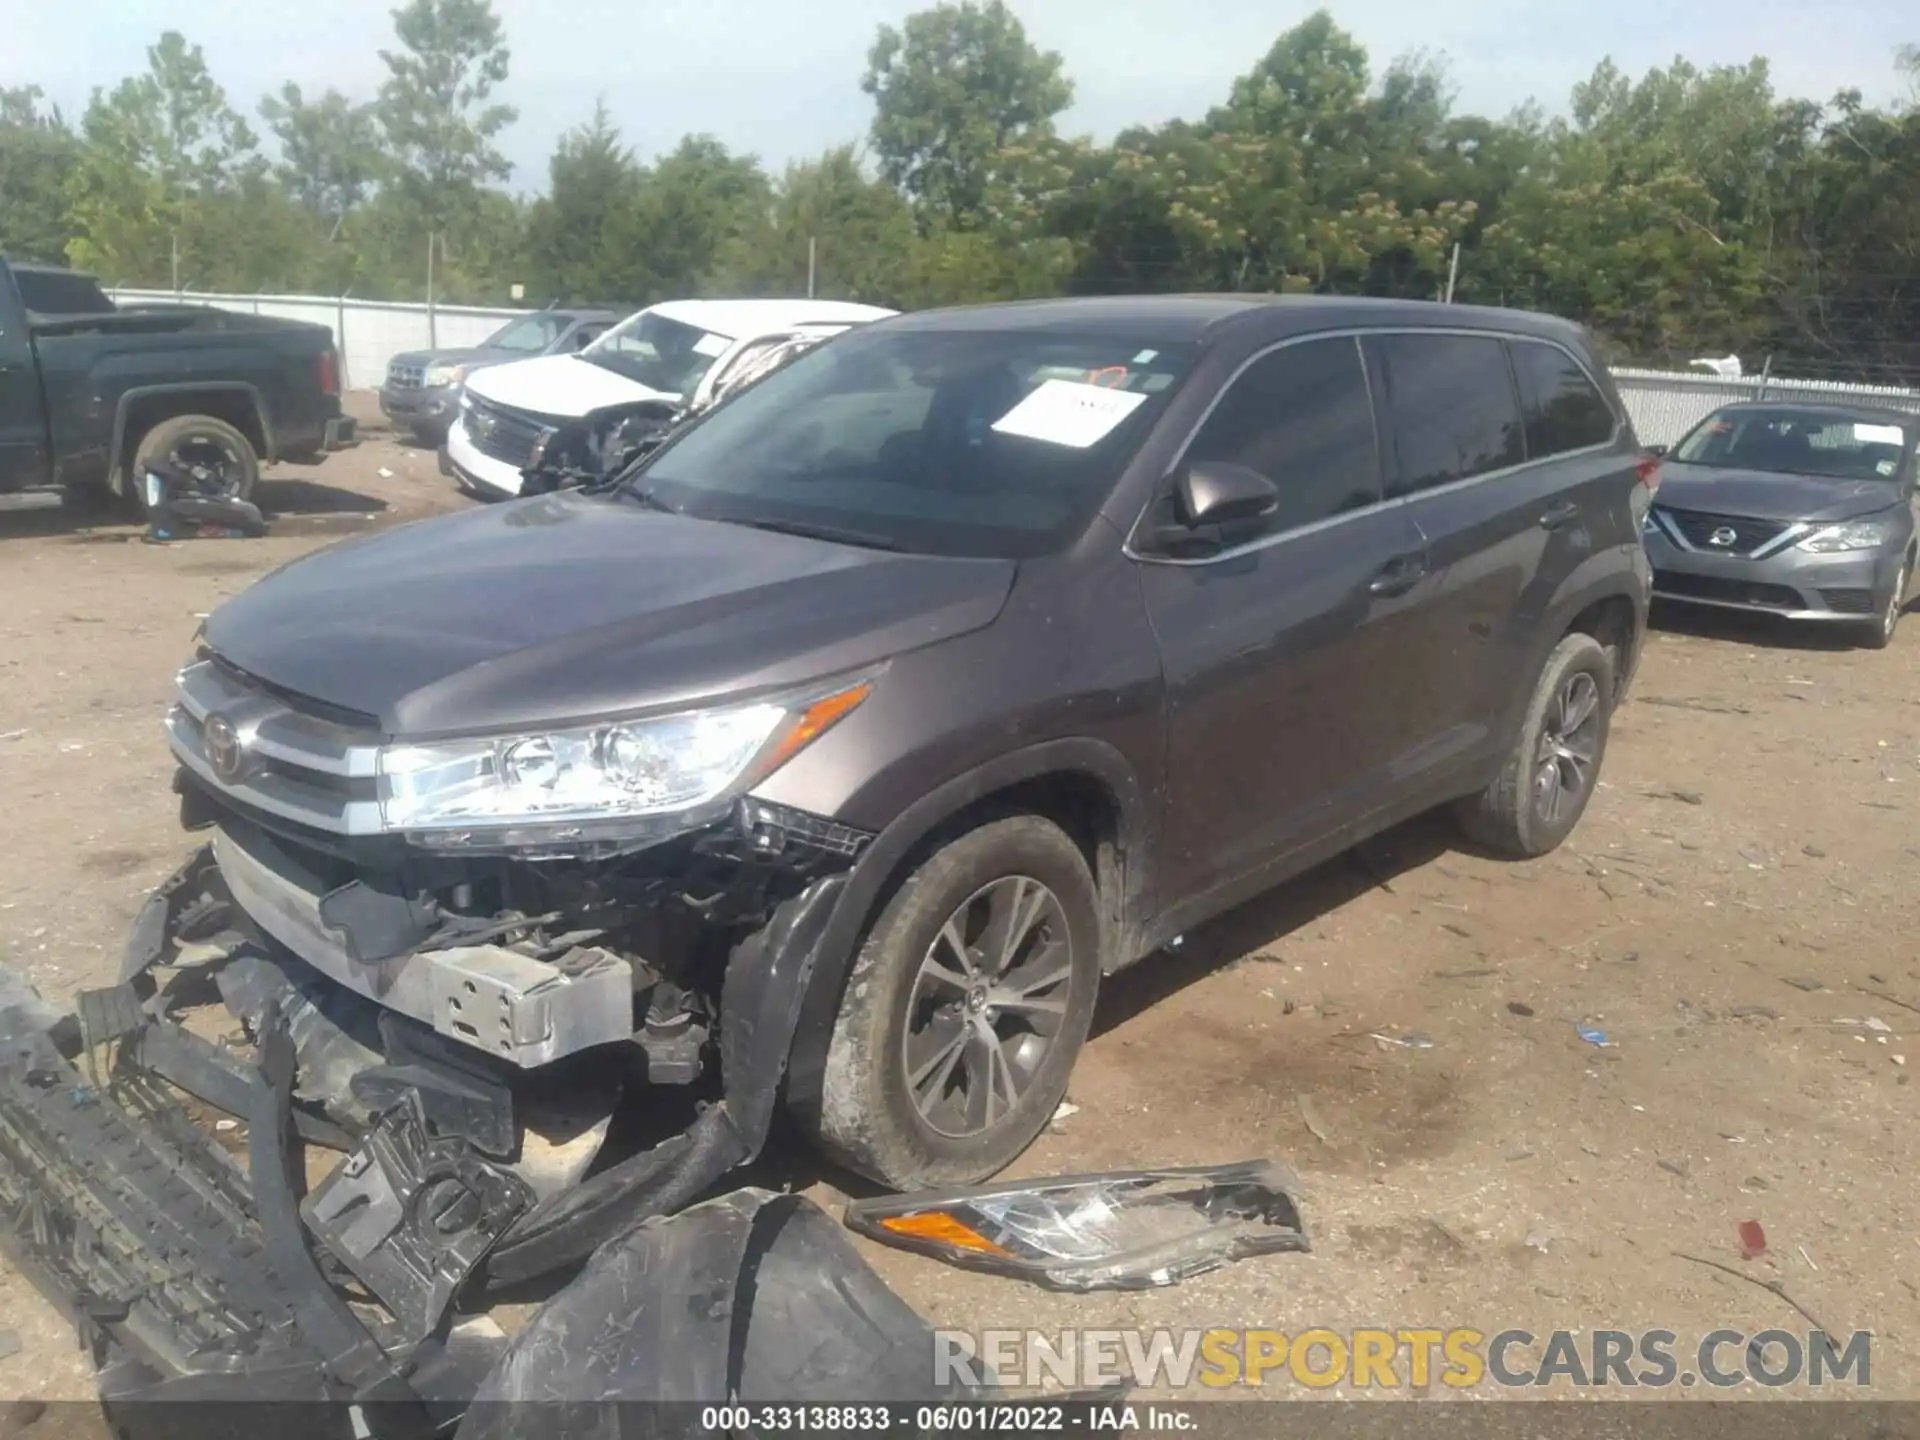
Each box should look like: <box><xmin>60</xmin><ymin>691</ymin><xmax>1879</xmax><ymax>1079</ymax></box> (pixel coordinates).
<box><xmin>782</xmin><ymin>738</ymin><xmax>1154</xmax><ymax>1129</ymax></box>
<box><xmin>112</xmin><ymin>384</ymin><xmax>274</xmax><ymax>493</ymax></box>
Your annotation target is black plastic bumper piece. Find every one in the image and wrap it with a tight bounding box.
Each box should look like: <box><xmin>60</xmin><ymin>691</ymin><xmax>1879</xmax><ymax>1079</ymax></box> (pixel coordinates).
<box><xmin>459</xmin><ymin>1187</ymin><xmax>976</xmax><ymax>1436</ymax></box>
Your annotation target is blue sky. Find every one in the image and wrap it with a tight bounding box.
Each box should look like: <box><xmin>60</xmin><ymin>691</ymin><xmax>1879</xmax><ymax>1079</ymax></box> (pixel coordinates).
<box><xmin>6</xmin><ymin>0</ymin><xmax>1913</xmax><ymax>189</ymax></box>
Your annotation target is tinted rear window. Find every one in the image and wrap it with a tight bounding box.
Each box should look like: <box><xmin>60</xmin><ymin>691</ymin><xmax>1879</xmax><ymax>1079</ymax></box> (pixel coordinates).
<box><xmin>1511</xmin><ymin>339</ymin><xmax>1615</xmax><ymax>457</ymax></box>
<box><xmin>1371</xmin><ymin>333</ymin><xmax>1525</xmax><ymax>497</ymax></box>
<box><xmin>14</xmin><ymin>269</ymin><xmax>115</xmax><ymax>316</ymax></box>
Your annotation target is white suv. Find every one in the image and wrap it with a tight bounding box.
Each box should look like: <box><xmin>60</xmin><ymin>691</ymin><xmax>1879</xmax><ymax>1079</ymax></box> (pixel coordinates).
<box><xmin>445</xmin><ymin>297</ymin><xmax>897</xmax><ymax>499</ymax></box>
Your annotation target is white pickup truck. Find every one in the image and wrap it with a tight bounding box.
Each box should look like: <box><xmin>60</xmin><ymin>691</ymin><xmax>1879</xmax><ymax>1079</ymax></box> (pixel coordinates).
<box><xmin>443</xmin><ymin>297</ymin><xmax>897</xmax><ymax>499</ymax></box>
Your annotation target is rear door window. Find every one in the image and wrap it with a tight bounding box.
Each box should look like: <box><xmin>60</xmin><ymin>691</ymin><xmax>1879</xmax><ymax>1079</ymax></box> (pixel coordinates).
<box><xmin>1169</xmin><ymin>336</ymin><xmax>1383</xmax><ymax>540</ymax></box>
<box><xmin>1370</xmin><ymin>333</ymin><xmax>1526</xmax><ymax>497</ymax></box>
<box><xmin>1510</xmin><ymin>339</ymin><xmax>1615</xmax><ymax>457</ymax></box>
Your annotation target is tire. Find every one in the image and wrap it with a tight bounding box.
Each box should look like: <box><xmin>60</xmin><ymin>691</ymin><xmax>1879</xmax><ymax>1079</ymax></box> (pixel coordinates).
<box><xmin>1855</xmin><ymin>552</ymin><xmax>1911</xmax><ymax>651</ymax></box>
<box><xmin>1455</xmin><ymin>632</ymin><xmax>1615</xmax><ymax>859</ymax></box>
<box><xmin>807</xmin><ymin>815</ymin><xmax>1102</xmax><ymax>1190</ymax></box>
<box><xmin>411</xmin><ymin>421</ymin><xmax>449</xmax><ymax>447</ymax></box>
<box><xmin>130</xmin><ymin>414</ymin><xmax>260</xmax><ymax>513</ymax></box>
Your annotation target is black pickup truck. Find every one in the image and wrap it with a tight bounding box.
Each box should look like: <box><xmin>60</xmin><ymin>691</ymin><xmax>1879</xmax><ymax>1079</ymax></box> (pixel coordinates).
<box><xmin>0</xmin><ymin>258</ymin><xmax>355</xmax><ymax>508</ymax></box>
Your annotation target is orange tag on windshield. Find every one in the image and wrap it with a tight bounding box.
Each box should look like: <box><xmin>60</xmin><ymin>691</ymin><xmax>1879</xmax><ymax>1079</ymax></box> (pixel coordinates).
<box><xmin>1085</xmin><ymin>366</ymin><xmax>1129</xmax><ymax>389</ymax></box>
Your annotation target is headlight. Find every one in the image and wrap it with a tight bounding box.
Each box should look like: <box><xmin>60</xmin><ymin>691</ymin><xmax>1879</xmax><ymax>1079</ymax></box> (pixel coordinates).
<box><xmin>1799</xmin><ymin>516</ymin><xmax>1896</xmax><ymax>553</ymax></box>
<box><xmin>424</xmin><ymin>363</ymin><xmax>469</xmax><ymax>388</ymax></box>
<box><xmin>377</xmin><ymin>680</ymin><xmax>871</xmax><ymax>845</ymax></box>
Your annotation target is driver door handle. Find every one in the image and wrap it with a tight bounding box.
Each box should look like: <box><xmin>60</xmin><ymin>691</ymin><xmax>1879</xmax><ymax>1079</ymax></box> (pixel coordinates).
<box><xmin>1539</xmin><ymin>500</ymin><xmax>1581</xmax><ymax>530</ymax></box>
<box><xmin>1368</xmin><ymin>552</ymin><xmax>1428</xmax><ymax>597</ymax></box>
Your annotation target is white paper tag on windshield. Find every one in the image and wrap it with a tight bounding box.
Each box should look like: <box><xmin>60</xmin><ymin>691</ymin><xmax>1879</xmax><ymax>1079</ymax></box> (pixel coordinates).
<box><xmin>692</xmin><ymin>332</ymin><xmax>732</xmax><ymax>358</ymax></box>
<box><xmin>991</xmin><ymin>379</ymin><xmax>1148</xmax><ymax>448</ymax></box>
<box><xmin>1854</xmin><ymin>423</ymin><xmax>1904</xmax><ymax>445</ymax></box>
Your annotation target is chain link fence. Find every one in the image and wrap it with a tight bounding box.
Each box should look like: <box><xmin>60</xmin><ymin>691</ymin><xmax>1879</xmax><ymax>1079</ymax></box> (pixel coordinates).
<box><xmin>115</xmin><ymin>288</ymin><xmax>1920</xmax><ymax>445</ymax></box>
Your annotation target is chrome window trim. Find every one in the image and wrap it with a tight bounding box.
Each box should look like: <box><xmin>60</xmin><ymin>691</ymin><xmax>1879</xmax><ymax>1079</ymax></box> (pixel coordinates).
<box><xmin>1122</xmin><ymin>325</ymin><xmax>1622</xmax><ymax>569</ymax></box>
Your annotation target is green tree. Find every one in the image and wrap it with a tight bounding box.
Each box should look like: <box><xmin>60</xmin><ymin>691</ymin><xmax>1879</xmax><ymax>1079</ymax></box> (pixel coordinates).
<box><xmin>524</xmin><ymin>101</ymin><xmax>645</xmax><ymax>302</ymax></box>
<box><xmin>862</xmin><ymin>0</ymin><xmax>1072</xmax><ymax>229</ymax></box>
<box><xmin>377</xmin><ymin>0</ymin><xmax>516</xmax><ymax>230</ymax></box>
<box><xmin>258</xmin><ymin>83</ymin><xmax>386</xmax><ymax>233</ymax></box>
<box><xmin>0</xmin><ymin>87</ymin><xmax>80</xmax><ymax>264</ymax></box>
<box><xmin>612</xmin><ymin>136</ymin><xmax>772</xmax><ymax>301</ymax></box>
<box><xmin>715</xmin><ymin>145</ymin><xmax>920</xmax><ymax>303</ymax></box>
<box><xmin>66</xmin><ymin>31</ymin><xmax>260</xmax><ymax>285</ymax></box>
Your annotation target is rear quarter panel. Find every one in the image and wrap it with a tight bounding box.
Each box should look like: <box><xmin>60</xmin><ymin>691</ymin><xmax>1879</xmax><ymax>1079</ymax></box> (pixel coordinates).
<box><xmin>34</xmin><ymin>318</ymin><xmax>338</xmax><ymax>486</ymax></box>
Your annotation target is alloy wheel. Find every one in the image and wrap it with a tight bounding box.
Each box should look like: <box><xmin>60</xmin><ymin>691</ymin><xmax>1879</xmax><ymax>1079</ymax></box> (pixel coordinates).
<box><xmin>1532</xmin><ymin>670</ymin><xmax>1602</xmax><ymax>826</ymax></box>
<box><xmin>901</xmin><ymin>875</ymin><xmax>1075</xmax><ymax>1139</ymax></box>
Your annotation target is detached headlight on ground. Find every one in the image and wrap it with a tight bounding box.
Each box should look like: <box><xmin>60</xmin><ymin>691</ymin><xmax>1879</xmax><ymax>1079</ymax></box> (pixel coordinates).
<box><xmin>1799</xmin><ymin>516</ymin><xmax>1896</xmax><ymax>552</ymax></box>
<box><xmin>378</xmin><ymin>681</ymin><xmax>870</xmax><ymax>843</ymax></box>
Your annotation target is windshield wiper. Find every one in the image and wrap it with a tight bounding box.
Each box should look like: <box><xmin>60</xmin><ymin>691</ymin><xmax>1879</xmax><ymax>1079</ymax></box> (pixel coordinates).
<box><xmin>614</xmin><ymin>481</ymin><xmax>681</xmax><ymax>512</ymax></box>
<box><xmin>726</xmin><ymin>515</ymin><xmax>909</xmax><ymax>552</ymax></box>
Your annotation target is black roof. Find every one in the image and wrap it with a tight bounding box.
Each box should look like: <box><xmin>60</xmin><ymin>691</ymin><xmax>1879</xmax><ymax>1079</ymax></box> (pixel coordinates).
<box><xmin>8</xmin><ymin>260</ymin><xmax>95</xmax><ymax>279</ymax></box>
<box><xmin>1706</xmin><ymin>399</ymin><xmax>1920</xmax><ymax>428</ymax></box>
<box><xmin>883</xmin><ymin>293</ymin><xmax>1590</xmax><ymax>347</ymax></box>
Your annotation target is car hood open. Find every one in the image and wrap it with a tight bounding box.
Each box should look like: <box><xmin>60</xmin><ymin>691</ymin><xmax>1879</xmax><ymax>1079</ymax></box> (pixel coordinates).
<box><xmin>202</xmin><ymin>492</ymin><xmax>1016</xmax><ymax>736</ymax></box>
<box><xmin>1656</xmin><ymin>464</ymin><xmax>1904</xmax><ymax>524</ymax></box>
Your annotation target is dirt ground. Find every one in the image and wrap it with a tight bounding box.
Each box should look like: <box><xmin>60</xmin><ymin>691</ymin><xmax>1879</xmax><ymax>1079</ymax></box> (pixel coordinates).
<box><xmin>2</xmin><ymin>396</ymin><xmax>1918</xmax><ymax>1407</ymax></box>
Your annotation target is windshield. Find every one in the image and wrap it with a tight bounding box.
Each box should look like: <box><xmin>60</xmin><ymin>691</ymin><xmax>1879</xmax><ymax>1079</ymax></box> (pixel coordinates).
<box><xmin>482</xmin><ymin>314</ymin><xmax>569</xmax><ymax>353</ymax></box>
<box><xmin>1672</xmin><ymin>407</ymin><xmax>1914</xmax><ymax>482</ymax></box>
<box><xmin>583</xmin><ymin>310</ymin><xmax>732</xmax><ymax>396</ymax></box>
<box><xmin>631</xmin><ymin>327</ymin><xmax>1197</xmax><ymax>559</ymax></box>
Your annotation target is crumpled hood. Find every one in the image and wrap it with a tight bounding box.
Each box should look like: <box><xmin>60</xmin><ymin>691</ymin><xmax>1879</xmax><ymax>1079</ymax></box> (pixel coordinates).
<box><xmin>465</xmin><ymin>354</ymin><xmax>676</xmax><ymax>420</ymax></box>
<box><xmin>201</xmin><ymin>492</ymin><xmax>1016</xmax><ymax>737</ymax></box>
<box><xmin>1656</xmin><ymin>464</ymin><xmax>1905</xmax><ymax>524</ymax></box>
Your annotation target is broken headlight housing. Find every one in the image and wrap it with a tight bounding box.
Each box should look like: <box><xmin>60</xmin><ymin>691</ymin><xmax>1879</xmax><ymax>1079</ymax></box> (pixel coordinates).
<box><xmin>844</xmin><ymin>1161</ymin><xmax>1310</xmax><ymax>1291</ymax></box>
<box><xmin>378</xmin><ymin>680</ymin><xmax>870</xmax><ymax>848</ymax></box>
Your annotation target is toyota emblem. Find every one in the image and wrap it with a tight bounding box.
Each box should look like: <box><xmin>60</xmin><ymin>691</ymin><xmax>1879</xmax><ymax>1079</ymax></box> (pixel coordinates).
<box><xmin>203</xmin><ymin>712</ymin><xmax>246</xmax><ymax>783</ymax></box>
<box><xmin>1708</xmin><ymin>526</ymin><xmax>1739</xmax><ymax>548</ymax></box>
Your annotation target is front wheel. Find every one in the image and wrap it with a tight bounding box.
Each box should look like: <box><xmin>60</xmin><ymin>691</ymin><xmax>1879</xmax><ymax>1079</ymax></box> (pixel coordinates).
<box><xmin>806</xmin><ymin>815</ymin><xmax>1101</xmax><ymax>1190</ymax></box>
<box><xmin>1455</xmin><ymin>632</ymin><xmax>1615</xmax><ymax>858</ymax></box>
<box><xmin>1856</xmin><ymin>554</ymin><xmax>1911</xmax><ymax>651</ymax></box>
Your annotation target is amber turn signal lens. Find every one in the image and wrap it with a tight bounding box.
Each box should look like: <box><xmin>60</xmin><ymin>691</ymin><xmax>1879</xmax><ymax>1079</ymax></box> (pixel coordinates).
<box><xmin>759</xmin><ymin>681</ymin><xmax>871</xmax><ymax>775</ymax></box>
<box><xmin>876</xmin><ymin>1211</ymin><xmax>1014</xmax><ymax>1257</ymax></box>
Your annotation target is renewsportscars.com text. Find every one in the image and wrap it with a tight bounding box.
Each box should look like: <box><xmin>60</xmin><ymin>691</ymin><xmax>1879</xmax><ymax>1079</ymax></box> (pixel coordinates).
<box><xmin>933</xmin><ymin>1327</ymin><xmax>1872</xmax><ymax>1391</ymax></box>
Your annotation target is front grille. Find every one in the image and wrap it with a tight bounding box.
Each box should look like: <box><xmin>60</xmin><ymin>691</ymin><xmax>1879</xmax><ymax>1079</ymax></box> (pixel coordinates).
<box><xmin>387</xmin><ymin>363</ymin><xmax>425</xmax><ymax>390</ymax></box>
<box><xmin>1653</xmin><ymin>571</ymin><xmax>1802</xmax><ymax>609</ymax></box>
<box><xmin>463</xmin><ymin>396</ymin><xmax>549</xmax><ymax>468</ymax></box>
<box><xmin>1656</xmin><ymin>507</ymin><xmax>1791</xmax><ymax>557</ymax></box>
<box><xmin>165</xmin><ymin>659</ymin><xmax>383</xmax><ymax>836</ymax></box>
<box><xmin>1821</xmin><ymin>588</ymin><xmax>1878</xmax><ymax>615</ymax></box>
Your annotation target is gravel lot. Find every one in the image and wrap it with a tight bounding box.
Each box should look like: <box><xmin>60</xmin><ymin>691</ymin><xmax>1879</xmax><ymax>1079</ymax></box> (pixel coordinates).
<box><xmin>2</xmin><ymin>395</ymin><xmax>1917</xmax><ymax>1406</ymax></box>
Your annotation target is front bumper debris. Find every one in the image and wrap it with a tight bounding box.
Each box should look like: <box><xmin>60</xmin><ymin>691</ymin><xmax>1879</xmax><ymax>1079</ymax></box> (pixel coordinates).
<box><xmin>213</xmin><ymin>822</ymin><xmax>636</xmax><ymax>1068</ymax></box>
<box><xmin>0</xmin><ymin>819</ymin><xmax>861</xmax><ymax>1418</ymax></box>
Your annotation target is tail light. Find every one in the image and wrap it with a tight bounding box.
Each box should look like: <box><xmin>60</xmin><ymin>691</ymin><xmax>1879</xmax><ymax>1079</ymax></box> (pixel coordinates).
<box><xmin>317</xmin><ymin>348</ymin><xmax>340</xmax><ymax>397</ymax></box>
<box><xmin>1634</xmin><ymin>451</ymin><xmax>1662</xmax><ymax>497</ymax></box>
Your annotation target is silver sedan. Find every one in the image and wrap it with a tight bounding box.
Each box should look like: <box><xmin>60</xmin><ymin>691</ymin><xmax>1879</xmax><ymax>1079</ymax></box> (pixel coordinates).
<box><xmin>1643</xmin><ymin>402</ymin><xmax>1918</xmax><ymax>648</ymax></box>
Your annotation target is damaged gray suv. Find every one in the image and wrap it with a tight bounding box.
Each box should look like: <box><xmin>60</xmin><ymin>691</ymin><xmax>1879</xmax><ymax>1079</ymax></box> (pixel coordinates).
<box><xmin>0</xmin><ymin>296</ymin><xmax>1651</xmax><ymax>1406</ymax></box>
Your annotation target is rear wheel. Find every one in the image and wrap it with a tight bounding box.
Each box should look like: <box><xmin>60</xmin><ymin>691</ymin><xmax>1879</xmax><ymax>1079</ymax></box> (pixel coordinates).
<box><xmin>807</xmin><ymin>815</ymin><xmax>1101</xmax><ymax>1189</ymax></box>
<box><xmin>1455</xmin><ymin>632</ymin><xmax>1615</xmax><ymax>858</ymax></box>
<box><xmin>130</xmin><ymin>414</ymin><xmax>260</xmax><ymax>513</ymax></box>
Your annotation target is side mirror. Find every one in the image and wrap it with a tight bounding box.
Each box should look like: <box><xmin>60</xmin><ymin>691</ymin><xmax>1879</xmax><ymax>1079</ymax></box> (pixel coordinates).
<box><xmin>1646</xmin><ymin>443</ymin><xmax>1669</xmax><ymax>458</ymax></box>
<box><xmin>1178</xmin><ymin>461</ymin><xmax>1279</xmax><ymax>530</ymax></box>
